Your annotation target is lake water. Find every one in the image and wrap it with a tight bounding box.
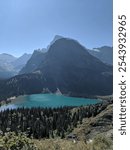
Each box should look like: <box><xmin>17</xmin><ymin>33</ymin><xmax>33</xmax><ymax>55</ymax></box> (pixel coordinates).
<box><xmin>0</xmin><ymin>94</ymin><xmax>101</xmax><ymax>111</ymax></box>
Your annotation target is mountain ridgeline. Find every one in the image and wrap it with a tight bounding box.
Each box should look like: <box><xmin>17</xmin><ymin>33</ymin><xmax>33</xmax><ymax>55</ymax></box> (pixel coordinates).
<box><xmin>0</xmin><ymin>53</ymin><xmax>31</xmax><ymax>79</ymax></box>
<box><xmin>88</xmin><ymin>46</ymin><xmax>113</xmax><ymax>65</ymax></box>
<box><xmin>19</xmin><ymin>50</ymin><xmax>46</xmax><ymax>74</ymax></box>
<box><xmin>0</xmin><ymin>37</ymin><xmax>113</xmax><ymax>100</ymax></box>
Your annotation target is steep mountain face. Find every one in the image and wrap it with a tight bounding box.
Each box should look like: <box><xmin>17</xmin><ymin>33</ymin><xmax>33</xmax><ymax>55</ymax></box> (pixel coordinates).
<box><xmin>88</xmin><ymin>46</ymin><xmax>113</xmax><ymax>65</ymax></box>
<box><xmin>37</xmin><ymin>38</ymin><xmax>112</xmax><ymax>96</ymax></box>
<box><xmin>19</xmin><ymin>36</ymin><xmax>63</xmax><ymax>75</ymax></box>
<box><xmin>0</xmin><ymin>38</ymin><xmax>113</xmax><ymax>100</ymax></box>
<box><xmin>12</xmin><ymin>53</ymin><xmax>31</xmax><ymax>72</ymax></box>
<box><xmin>47</xmin><ymin>35</ymin><xmax>63</xmax><ymax>50</ymax></box>
<box><xmin>19</xmin><ymin>36</ymin><xmax>80</xmax><ymax>75</ymax></box>
<box><xmin>19</xmin><ymin>50</ymin><xmax>46</xmax><ymax>75</ymax></box>
<box><xmin>0</xmin><ymin>53</ymin><xmax>31</xmax><ymax>79</ymax></box>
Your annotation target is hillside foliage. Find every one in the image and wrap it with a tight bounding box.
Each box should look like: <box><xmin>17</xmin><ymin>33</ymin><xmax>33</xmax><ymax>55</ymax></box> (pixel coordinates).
<box><xmin>0</xmin><ymin>103</ymin><xmax>107</xmax><ymax>139</ymax></box>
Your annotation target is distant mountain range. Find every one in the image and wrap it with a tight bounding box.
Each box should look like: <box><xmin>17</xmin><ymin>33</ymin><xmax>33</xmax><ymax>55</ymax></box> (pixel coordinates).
<box><xmin>20</xmin><ymin>36</ymin><xmax>113</xmax><ymax>75</ymax></box>
<box><xmin>0</xmin><ymin>53</ymin><xmax>31</xmax><ymax>79</ymax></box>
<box><xmin>0</xmin><ymin>36</ymin><xmax>113</xmax><ymax>79</ymax></box>
<box><xmin>88</xmin><ymin>46</ymin><xmax>113</xmax><ymax>65</ymax></box>
<box><xmin>0</xmin><ymin>36</ymin><xmax>63</xmax><ymax>79</ymax></box>
<box><xmin>0</xmin><ymin>36</ymin><xmax>113</xmax><ymax>100</ymax></box>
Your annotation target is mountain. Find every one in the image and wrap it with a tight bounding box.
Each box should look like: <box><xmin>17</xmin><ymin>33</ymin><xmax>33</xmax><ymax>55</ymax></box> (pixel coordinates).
<box><xmin>0</xmin><ymin>53</ymin><xmax>17</xmax><ymax>63</ymax></box>
<box><xmin>47</xmin><ymin>35</ymin><xmax>63</xmax><ymax>50</ymax></box>
<box><xmin>37</xmin><ymin>38</ymin><xmax>112</xmax><ymax>96</ymax></box>
<box><xmin>12</xmin><ymin>53</ymin><xmax>31</xmax><ymax>72</ymax></box>
<box><xmin>88</xmin><ymin>46</ymin><xmax>113</xmax><ymax>65</ymax></box>
<box><xmin>0</xmin><ymin>66</ymin><xmax>16</xmax><ymax>79</ymax></box>
<box><xmin>19</xmin><ymin>36</ymin><xmax>63</xmax><ymax>75</ymax></box>
<box><xmin>0</xmin><ymin>53</ymin><xmax>31</xmax><ymax>79</ymax></box>
<box><xmin>0</xmin><ymin>37</ymin><xmax>113</xmax><ymax>100</ymax></box>
<box><xmin>19</xmin><ymin>50</ymin><xmax>46</xmax><ymax>74</ymax></box>
<box><xmin>0</xmin><ymin>53</ymin><xmax>17</xmax><ymax>79</ymax></box>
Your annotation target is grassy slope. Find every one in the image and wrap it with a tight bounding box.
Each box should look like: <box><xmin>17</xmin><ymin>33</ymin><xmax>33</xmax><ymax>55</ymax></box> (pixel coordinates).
<box><xmin>34</xmin><ymin>104</ymin><xmax>113</xmax><ymax>150</ymax></box>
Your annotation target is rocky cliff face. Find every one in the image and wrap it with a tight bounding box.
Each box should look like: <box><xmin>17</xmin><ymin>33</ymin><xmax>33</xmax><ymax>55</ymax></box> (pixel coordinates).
<box><xmin>19</xmin><ymin>50</ymin><xmax>46</xmax><ymax>75</ymax></box>
<box><xmin>36</xmin><ymin>38</ymin><xmax>112</xmax><ymax>96</ymax></box>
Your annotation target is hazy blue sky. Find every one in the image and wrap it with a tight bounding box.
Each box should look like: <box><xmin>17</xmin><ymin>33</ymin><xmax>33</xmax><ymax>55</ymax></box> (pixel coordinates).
<box><xmin>0</xmin><ymin>0</ymin><xmax>112</xmax><ymax>57</ymax></box>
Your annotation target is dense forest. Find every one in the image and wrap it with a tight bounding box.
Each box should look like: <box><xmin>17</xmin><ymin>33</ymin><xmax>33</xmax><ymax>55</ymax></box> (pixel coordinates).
<box><xmin>0</xmin><ymin>102</ymin><xmax>108</xmax><ymax>139</ymax></box>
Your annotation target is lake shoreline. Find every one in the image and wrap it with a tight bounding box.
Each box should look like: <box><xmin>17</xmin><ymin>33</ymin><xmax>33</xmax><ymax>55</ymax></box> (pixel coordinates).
<box><xmin>0</xmin><ymin>93</ymin><xmax>112</xmax><ymax>109</ymax></box>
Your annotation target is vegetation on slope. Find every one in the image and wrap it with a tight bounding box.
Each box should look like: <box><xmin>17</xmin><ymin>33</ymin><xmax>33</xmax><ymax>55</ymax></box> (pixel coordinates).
<box><xmin>34</xmin><ymin>134</ymin><xmax>112</xmax><ymax>150</ymax></box>
<box><xmin>0</xmin><ymin>132</ymin><xmax>112</xmax><ymax>150</ymax></box>
<box><xmin>0</xmin><ymin>100</ymin><xmax>113</xmax><ymax>150</ymax></box>
<box><xmin>0</xmin><ymin>103</ymin><xmax>108</xmax><ymax>139</ymax></box>
<box><xmin>33</xmin><ymin>103</ymin><xmax>113</xmax><ymax>150</ymax></box>
<box><xmin>0</xmin><ymin>132</ymin><xmax>37</xmax><ymax>150</ymax></box>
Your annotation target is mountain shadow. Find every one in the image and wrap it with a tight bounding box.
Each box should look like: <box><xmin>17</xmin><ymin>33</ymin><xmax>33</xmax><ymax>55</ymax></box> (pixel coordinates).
<box><xmin>0</xmin><ymin>37</ymin><xmax>113</xmax><ymax>100</ymax></box>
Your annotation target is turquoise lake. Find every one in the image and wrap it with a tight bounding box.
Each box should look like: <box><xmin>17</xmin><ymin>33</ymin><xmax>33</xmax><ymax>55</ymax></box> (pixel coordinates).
<box><xmin>0</xmin><ymin>94</ymin><xmax>101</xmax><ymax>111</ymax></box>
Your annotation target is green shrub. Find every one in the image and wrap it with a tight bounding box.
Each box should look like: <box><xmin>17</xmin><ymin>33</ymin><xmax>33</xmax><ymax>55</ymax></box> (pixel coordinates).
<box><xmin>0</xmin><ymin>132</ymin><xmax>38</xmax><ymax>150</ymax></box>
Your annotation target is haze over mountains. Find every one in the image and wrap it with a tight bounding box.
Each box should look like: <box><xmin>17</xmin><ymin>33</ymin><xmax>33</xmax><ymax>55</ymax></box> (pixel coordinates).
<box><xmin>0</xmin><ymin>36</ymin><xmax>113</xmax><ymax>100</ymax></box>
<box><xmin>88</xmin><ymin>46</ymin><xmax>113</xmax><ymax>65</ymax></box>
<box><xmin>0</xmin><ymin>36</ymin><xmax>113</xmax><ymax>79</ymax></box>
<box><xmin>0</xmin><ymin>53</ymin><xmax>31</xmax><ymax>79</ymax></box>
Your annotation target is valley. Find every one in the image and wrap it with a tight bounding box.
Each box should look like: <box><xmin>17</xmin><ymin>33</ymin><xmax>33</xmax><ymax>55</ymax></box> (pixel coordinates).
<box><xmin>0</xmin><ymin>36</ymin><xmax>113</xmax><ymax>150</ymax></box>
